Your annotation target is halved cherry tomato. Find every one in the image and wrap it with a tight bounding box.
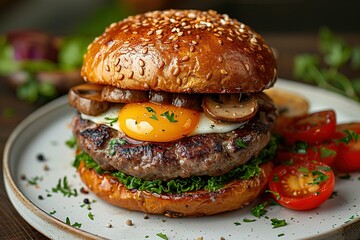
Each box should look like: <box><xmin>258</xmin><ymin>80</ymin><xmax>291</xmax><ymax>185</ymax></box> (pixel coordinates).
<box><xmin>276</xmin><ymin>141</ymin><xmax>338</xmax><ymax>166</ymax></box>
<box><xmin>332</xmin><ymin>123</ymin><xmax>360</xmax><ymax>172</ymax></box>
<box><xmin>283</xmin><ymin>110</ymin><xmax>336</xmax><ymax>144</ymax></box>
<box><xmin>268</xmin><ymin>160</ymin><xmax>335</xmax><ymax>210</ymax></box>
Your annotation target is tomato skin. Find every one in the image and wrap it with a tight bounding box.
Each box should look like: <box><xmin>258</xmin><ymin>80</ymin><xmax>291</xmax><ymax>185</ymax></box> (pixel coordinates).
<box><xmin>283</xmin><ymin>110</ymin><xmax>337</xmax><ymax>144</ymax></box>
<box><xmin>276</xmin><ymin>142</ymin><xmax>338</xmax><ymax>166</ymax></box>
<box><xmin>332</xmin><ymin>123</ymin><xmax>360</xmax><ymax>172</ymax></box>
<box><xmin>268</xmin><ymin>161</ymin><xmax>335</xmax><ymax>211</ymax></box>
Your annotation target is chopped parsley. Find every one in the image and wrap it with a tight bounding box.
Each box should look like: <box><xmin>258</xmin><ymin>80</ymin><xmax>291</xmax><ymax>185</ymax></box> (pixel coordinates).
<box><xmin>52</xmin><ymin>177</ymin><xmax>78</xmax><ymax>197</ymax></box>
<box><xmin>243</xmin><ymin>218</ymin><xmax>256</xmax><ymax>222</ymax></box>
<box><xmin>271</xmin><ymin>218</ymin><xmax>287</xmax><ymax>228</ymax></box>
<box><xmin>251</xmin><ymin>201</ymin><xmax>268</xmax><ymax>218</ymax></box>
<box><xmin>160</xmin><ymin>111</ymin><xmax>178</xmax><ymax>122</ymax></box>
<box><xmin>104</xmin><ymin>116</ymin><xmax>118</xmax><ymax>126</ymax></box>
<box><xmin>235</xmin><ymin>139</ymin><xmax>247</xmax><ymax>149</ymax></box>
<box><xmin>320</xmin><ymin>147</ymin><xmax>336</xmax><ymax>158</ymax></box>
<box><xmin>336</xmin><ymin>129</ymin><xmax>360</xmax><ymax>144</ymax></box>
<box><xmin>266</xmin><ymin>190</ymin><xmax>281</xmax><ymax>200</ymax></box>
<box><xmin>278</xmin><ymin>233</ymin><xmax>285</xmax><ymax>237</ymax></box>
<box><xmin>88</xmin><ymin>212</ymin><xmax>94</xmax><ymax>220</ymax></box>
<box><xmin>65</xmin><ymin>136</ymin><xmax>77</xmax><ymax>149</ymax></box>
<box><xmin>293</xmin><ymin>141</ymin><xmax>309</xmax><ymax>154</ymax></box>
<box><xmin>309</xmin><ymin>170</ymin><xmax>329</xmax><ymax>185</ymax></box>
<box><xmin>65</xmin><ymin>217</ymin><xmax>82</xmax><ymax>228</ymax></box>
<box><xmin>234</xmin><ymin>221</ymin><xmax>241</xmax><ymax>226</ymax></box>
<box><xmin>109</xmin><ymin>138</ymin><xmax>127</xmax><ymax>156</ymax></box>
<box><xmin>273</xmin><ymin>174</ymin><xmax>279</xmax><ymax>182</ymax></box>
<box><xmin>49</xmin><ymin>210</ymin><xmax>56</xmax><ymax>215</ymax></box>
<box><xmin>156</xmin><ymin>232</ymin><xmax>169</xmax><ymax>240</ymax></box>
<box><xmin>145</xmin><ymin>107</ymin><xmax>158</xmax><ymax>120</ymax></box>
<box><xmin>339</xmin><ymin>173</ymin><xmax>351</xmax><ymax>180</ymax></box>
<box><xmin>26</xmin><ymin>176</ymin><xmax>43</xmax><ymax>185</ymax></box>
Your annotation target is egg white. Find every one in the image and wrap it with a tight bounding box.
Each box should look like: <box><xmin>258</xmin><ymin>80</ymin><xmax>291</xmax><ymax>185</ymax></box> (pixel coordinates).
<box><xmin>81</xmin><ymin>104</ymin><xmax>245</xmax><ymax>136</ymax></box>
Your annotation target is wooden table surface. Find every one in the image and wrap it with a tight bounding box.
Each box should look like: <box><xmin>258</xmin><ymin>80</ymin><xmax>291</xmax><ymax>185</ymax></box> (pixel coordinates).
<box><xmin>0</xmin><ymin>33</ymin><xmax>359</xmax><ymax>239</ymax></box>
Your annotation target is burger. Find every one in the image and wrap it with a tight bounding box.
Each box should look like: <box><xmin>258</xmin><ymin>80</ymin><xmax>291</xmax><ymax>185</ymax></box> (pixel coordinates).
<box><xmin>68</xmin><ymin>9</ymin><xmax>278</xmax><ymax>217</ymax></box>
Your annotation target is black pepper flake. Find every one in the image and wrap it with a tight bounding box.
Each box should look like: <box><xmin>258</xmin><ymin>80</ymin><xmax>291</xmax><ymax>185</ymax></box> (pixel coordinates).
<box><xmin>21</xmin><ymin>174</ymin><xmax>26</xmax><ymax>180</ymax></box>
<box><xmin>36</xmin><ymin>153</ymin><xmax>46</xmax><ymax>161</ymax></box>
<box><xmin>83</xmin><ymin>198</ymin><xmax>91</xmax><ymax>204</ymax></box>
<box><xmin>38</xmin><ymin>195</ymin><xmax>44</xmax><ymax>200</ymax></box>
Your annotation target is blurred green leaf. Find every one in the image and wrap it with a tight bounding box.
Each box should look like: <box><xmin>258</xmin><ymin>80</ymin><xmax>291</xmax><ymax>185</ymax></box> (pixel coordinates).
<box><xmin>21</xmin><ymin>60</ymin><xmax>57</xmax><ymax>73</ymax></box>
<box><xmin>17</xmin><ymin>78</ymin><xmax>38</xmax><ymax>102</ymax></box>
<box><xmin>38</xmin><ymin>81</ymin><xmax>57</xmax><ymax>97</ymax></box>
<box><xmin>351</xmin><ymin>46</ymin><xmax>360</xmax><ymax>70</ymax></box>
<box><xmin>58</xmin><ymin>36</ymin><xmax>92</xmax><ymax>70</ymax></box>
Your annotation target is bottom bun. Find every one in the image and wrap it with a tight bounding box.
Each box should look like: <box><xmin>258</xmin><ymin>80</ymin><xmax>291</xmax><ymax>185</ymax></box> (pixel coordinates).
<box><xmin>77</xmin><ymin>161</ymin><xmax>273</xmax><ymax>217</ymax></box>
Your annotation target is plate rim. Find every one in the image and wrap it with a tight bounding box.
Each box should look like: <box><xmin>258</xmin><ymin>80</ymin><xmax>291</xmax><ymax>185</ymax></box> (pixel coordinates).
<box><xmin>3</xmin><ymin>79</ymin><xmax>360</xmax><ymax>239</ymax></box>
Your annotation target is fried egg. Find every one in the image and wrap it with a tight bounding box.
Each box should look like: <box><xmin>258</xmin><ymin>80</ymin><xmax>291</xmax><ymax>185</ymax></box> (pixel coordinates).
<box><xmin>81</xmin><ymin>103</ymin><xmax>245</xmax><ymax>142</ymax></box>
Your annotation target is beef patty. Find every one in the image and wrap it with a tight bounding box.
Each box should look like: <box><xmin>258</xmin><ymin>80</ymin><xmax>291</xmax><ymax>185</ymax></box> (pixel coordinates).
<box><xmin>73</xmin><ymin>95</ymin><xmax>277</xmax><ymax>181</ymax></box>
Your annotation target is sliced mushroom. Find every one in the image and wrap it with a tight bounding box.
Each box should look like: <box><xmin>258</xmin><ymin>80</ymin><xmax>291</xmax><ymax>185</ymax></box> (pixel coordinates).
<box><xmin>101</xmin><ymin>86</ymin><xmax>148</xmax><ymax>103</ymax></box>
<box><xmin>202</xmin><ymin>93</ymin><xmax>259</xmax><ymax>123</ymax></box>
<box><xmin>68</xmin><ymin>84</ymin><xmax>110</xmax><ymax>116</ymax></box>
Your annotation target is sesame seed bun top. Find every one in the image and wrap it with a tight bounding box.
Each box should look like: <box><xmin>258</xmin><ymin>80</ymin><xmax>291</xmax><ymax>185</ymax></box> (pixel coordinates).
<box><xmin>81</xmin><ymin>9</ymin><xmax>277</xmax><ymax>93</ymax></box>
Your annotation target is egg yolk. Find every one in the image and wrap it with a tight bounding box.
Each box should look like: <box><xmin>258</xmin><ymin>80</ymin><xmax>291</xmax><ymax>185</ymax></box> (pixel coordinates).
<box><xmin>118</xmin><ymin>102</ymin><xmax>200</xmax><ymax>142</ymax></box>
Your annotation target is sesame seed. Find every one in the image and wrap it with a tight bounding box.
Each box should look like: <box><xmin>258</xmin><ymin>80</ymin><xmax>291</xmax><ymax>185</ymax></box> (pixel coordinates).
<box><xmin>221</xmin><ymin>69</ymin><xmax>228</xmax><ymax>75</ymax></box>
<box><xmin>227</xmin><ymin>37</ymin><xmax>233</xmax><ymax>42</ymax></box>
<box><xmin>156</xmin><ymin>29</ymin><xmax>163</xmax><ymax>35</ymax></box>
<box><xmin>218</xmin><ymin>56</ymin><xmax>223</xmax><ymax>62</ymax></box>
<box><xmin>115</xmin><ymin>58</ymin><xmax>120</xmax><ymax>66</ymax></box>
<box><xmin>119</xmin><ymin>74</ymin><xmax>124</xmax><ymax>80</ymax></box>
<box><xmin>159</xmin><ymin>61</ymin><xmax>165</xmax><ymax>68</ymax></box>
<box><xmin>218</xmin><ymin>39</ymin><xmax>223</xmax><ymax>45</ymax></box>
<box><xmin>115</xmin><ymin>65</ymin><xmax>121</xmax><ymax>72</ymax></box>
<box><xmin>142</xmin><ymin>47</ymin><xmax>148</xmax><ymax>54</ymax></box>
<box><xmin>139</xmin><ymin>68</ymin><xmax>144</xmax><ymax>76</ymax></box>
<box><xmin>181</xmin><ymin>55</ymin><xmax>189</xmax><ymax>62</ymax></box>
<box><xmin>189</xmin><ymin>46</ymin><xmax>195</xmax><ymax>52</ymax></box>
<box><xmin>128</xmin><ymin>71</ymin><xmax>134</xmax><ymax>79</ymax></box>
<box><xmin>169</xmin><ymin>35</ymin><xmax>175</xmax><ymax>40</ymax></box>
<box><xmin>144</xmin><ymin>83</ymin><xmax>149</xmax><ymax>89</ymax></box>
<box><xmin>206</xmin><ymin>72</ymin><xmax>212</xmax><ymax>80</ymax></box>
<box><xmin>245</xmin><ymin>63</ymin><xmax>250</xmax><ymax>71</ymax></box>
<box><xmin>176</xmin><ymin>78</ymin><xmax>182</xmax><ymax>86</ymax></box>
<box><xmin>132</xmin><ymin>31</ymin><xmax>138</xmax><ymax>35</ymax></box>
<box><xmin>139</xmin><ymin>59</ymin><xmax>145</xmax><ymax>67</ymax></box>
<box><xmin>174</xmin><ymin>44</ymin><xmax>179</xmax><ymax>49</ymax></box>
<box><xmin>147</xmin><ymin>30</ymin><xmax>154</xmax><ymax>35</ymax></box>
<box><xmin>173</xmin><ymin>67</ymin><xmax>180</xmax><ymax>76</ymax></box>
<box><xmin>172</xmin><ymin>35</ymin><xmax>179</xmax><ymax>41</ymax></box>
<box><xmin>191</xmin><ymin>40</ymin><xmax>198</xmax><ymax>45</ymax></box>
<box><xmin>178</xmin><ymin>31</ymin><xmax>183</xmax><ymax>36</ymax></box>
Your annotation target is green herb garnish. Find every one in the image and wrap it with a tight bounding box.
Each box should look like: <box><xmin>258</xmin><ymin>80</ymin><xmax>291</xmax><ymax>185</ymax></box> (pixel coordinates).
<box><xmin>243</xmin><ymin>218</ymin><xmax>256</xmax><ymax>223</ymax></box>
<box><xmin>266</xmin><ymin>190</ymin><xmax>281</xmax><ymax>200</ymax></box>
<box><xmin>65</xmin><ymin>136</ymin><xmax>77</xmax><ymax>149</ymax></box>
<box><xmin>235</xmin><ymin>139</ymin><xmax>247</xmax><ymax>149</ymax></box>
<box><xmin>320</xmin><ymin>147</ymin><xmax>337</xmax><ymax>158</ymax></box>
<box><xmin>336</xmin><ymin>129</ymin><xmax>360</xmax><ymax>144</ymax></box>
<box><xmin>104</xmin><ymin>116</ymin><xmax>118</xmax><ymax>126</ymax></box>
<box><xmin>251</xmin><ymin>201</ymin><xmax>268</xmax><ymax>218</ymax></box>
<box><xmin>160</xmin><ymin>111</ymin><xmax>177</xmax><ymax>122</ymax></box>
<box><xmin>156</xmin><ymin>232</ymin><xmax>168</xmax><ymax>240</ymax></box>
<box><xmin>49</xmin><ymin>210</ymin><xmax>56</xmax><ymax>215</ymax></box>
<box><xmin>27</xmin><ymin>176</ymin><xmax>43</xmax><ymax>185</ymax></box>
<box><xmin>88</xmin><ymin>212</ymin><xmax>94</xmax><ymax>220</ymax></box>
<box><xmin>109</xmin><ymin>138</ymin><xmax>127</xmax><ymax>156</ymax></box>
<box><xmin>271</xmin><ymin>218</ymin><xmax>287</xmax><ymax>228</ymax></box>
<box><xmin>293</xmin><ymin>141</ymin><xmax>309</xmax><ymax>154</ymax></box>
<box><xmin>65</xmin><ymin>217</ymin><xmax>82</xmax><ymax>228</ymax></box>
<box><xmin>308</xmin><ymin>170</ymin><xmax>329</xmax><ymax>185</ymax></box>
<box><xmin>234</xmin><ymin>221</ymin><xmax>241</xmax><ymax>226</ymax></box>
<box><xmin>52</xmin><ymin>177</ymin><xmax>78</xmax><ymax>197</ymax></box>
<box><xmin>339</xmin><ymin>173</ymin><xmax>351</xmax><ymax>180</ymax></box>
<box><xmin>278</xmin><ymin>233</ymin><xmax>285</xmax><ymax>237</ymax></box>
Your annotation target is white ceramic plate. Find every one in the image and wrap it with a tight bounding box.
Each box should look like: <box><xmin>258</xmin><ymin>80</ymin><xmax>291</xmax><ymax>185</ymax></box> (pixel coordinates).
<box><xmin>4</xmin><ymin>79</ymin><xmax>360</xmax><ymax>240</ymax></box>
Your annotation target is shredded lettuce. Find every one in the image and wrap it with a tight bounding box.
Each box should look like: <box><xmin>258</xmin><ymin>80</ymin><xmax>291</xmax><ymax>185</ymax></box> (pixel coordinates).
<box><xmin>74</xmin><ymin>136</ymin><xmax>277</xmax><ymax>194</ymax></box>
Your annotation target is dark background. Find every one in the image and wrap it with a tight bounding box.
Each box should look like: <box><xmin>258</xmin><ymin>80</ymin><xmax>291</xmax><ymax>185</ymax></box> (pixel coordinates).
<box><xmin>1</xmin><ymin>0</ymin><xmax>359</xmax><ymax>36</ymax></box>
